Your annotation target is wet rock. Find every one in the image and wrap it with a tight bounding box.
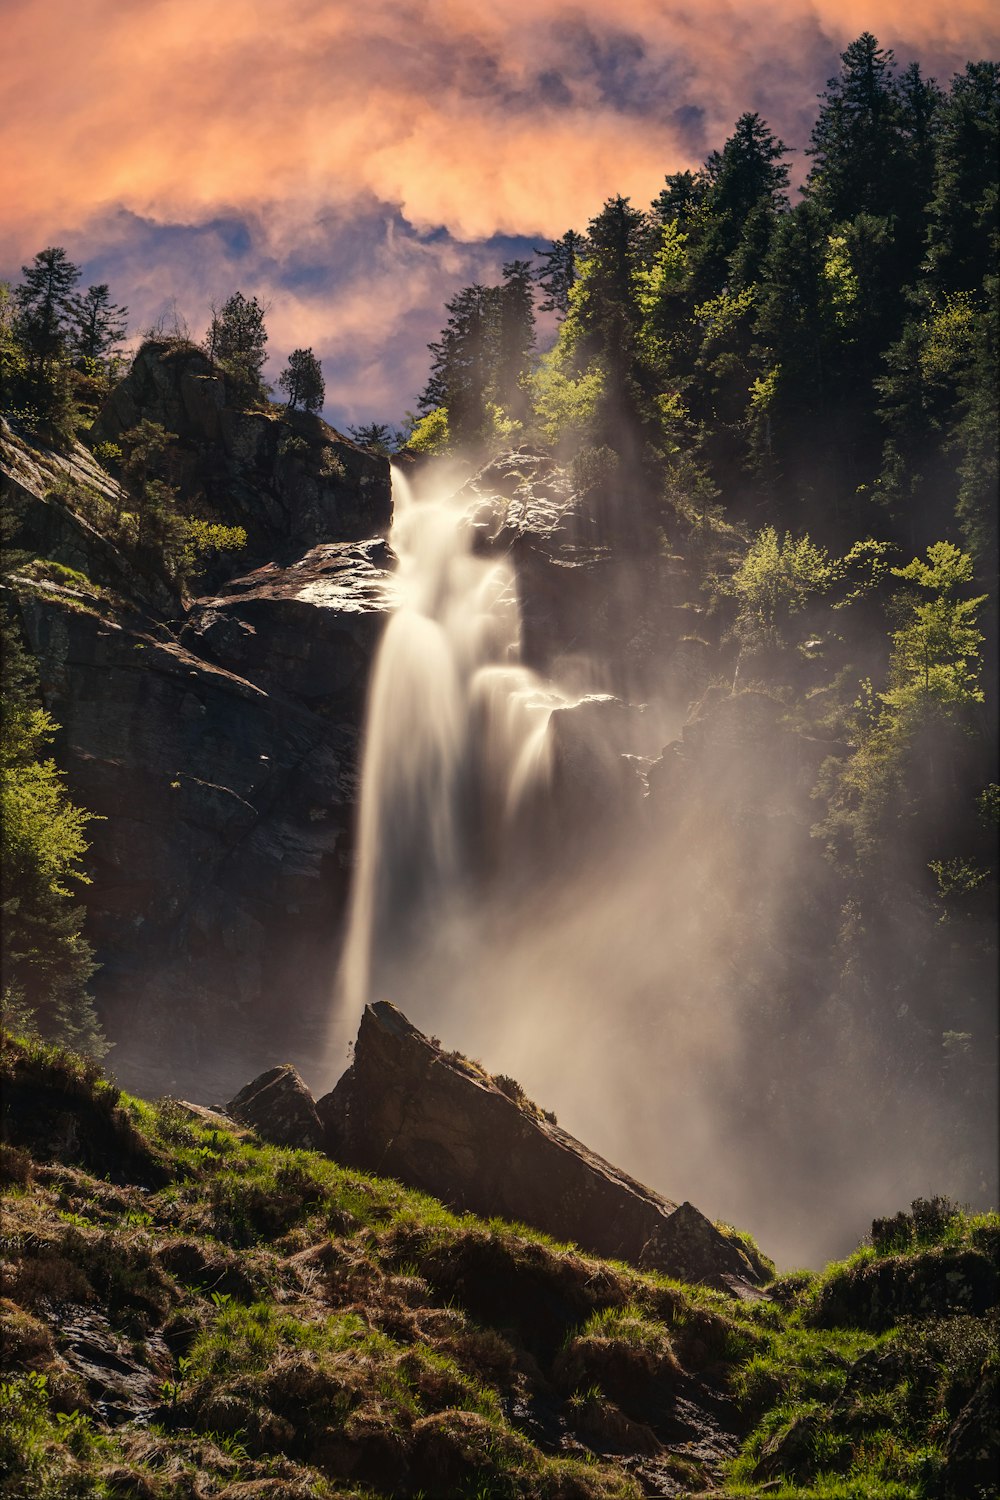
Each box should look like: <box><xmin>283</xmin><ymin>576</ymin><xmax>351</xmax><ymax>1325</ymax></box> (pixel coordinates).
<box><xmin>180</xmin><ymin>538</ymin><xmax>395</xmax><ymax>710</ymax></box>
<box><xmin>228</xmin><ymin>1065</ymin><xmax>323</xmax><ymax>1150</ymax></box>
<box><xmin>57</xmin><ymin>1307</ymin><xmax>168</xmax><ymax>1425</ymax></box>
<box><xmin>547</xmin><ymin>694</ymin><xmax>650</xmax><ymax>836</ymax></box>
<box><xmin>317</xmin><ymin>1002</ymin><xmax>764</xmax><ymax>1289</ymax></box>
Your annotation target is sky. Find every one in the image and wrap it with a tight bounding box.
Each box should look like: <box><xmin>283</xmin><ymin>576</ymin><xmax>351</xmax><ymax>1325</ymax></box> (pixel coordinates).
<box><xmin>3</xmin><ymin>0</ymin><xmax>998</xmax><ymax>430</ymax></box>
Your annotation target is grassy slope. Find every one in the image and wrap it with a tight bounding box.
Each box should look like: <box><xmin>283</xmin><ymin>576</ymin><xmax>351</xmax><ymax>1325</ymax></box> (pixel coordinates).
<box><xmin>0</xmin><ymin>1036</ymin><xmax>996</xmax><ymax>1500</ymax></box>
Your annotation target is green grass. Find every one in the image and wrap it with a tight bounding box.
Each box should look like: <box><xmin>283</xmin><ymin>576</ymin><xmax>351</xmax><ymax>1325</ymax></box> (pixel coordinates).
<box><xmin>2</xmin><ymin>1033</ymin><xmax>997</xmax><ymax>1500</ymax></box>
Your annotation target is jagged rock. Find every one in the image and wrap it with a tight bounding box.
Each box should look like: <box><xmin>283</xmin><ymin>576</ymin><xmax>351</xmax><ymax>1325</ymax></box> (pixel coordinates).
<box><xmin>456</xmin><ymin>451</ymin><xmax>698</xmax><ymax>702</ymax></box>
<box><xmin>180</xmin><ymin>538</ymin><xmax>396</xmax><ymax>709</ymax></box>
<box><xmin>228</xmin><ymin>1065</ymin><xmax>323</xmax><ymax>1149</ymax></box>
<box><xmin>317</xmin><ymin>1002</ymin><xmax>763</xmax><ymax>1289</ymax></box>
<box><xmin>92</xmin><ymin>340</ymin><xmax>392</xmax><ymax>551</ymax></box>
<box><xmin>547</xmin><ymin>694</ymin><xmax>650</xmax><ymax>836</ymax></box>
<box><xmin>647</xmin><ymin>685</ymin><xmax>851</xmax><ymax>827</ymax></box>
<box><xmin>0</xmin><ymin>418</ymin><xmax>176</xmax><ymax>614</ymax></box>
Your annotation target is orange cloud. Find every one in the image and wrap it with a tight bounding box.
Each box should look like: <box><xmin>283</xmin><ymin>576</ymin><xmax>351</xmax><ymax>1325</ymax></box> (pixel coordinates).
<box><xmin>3</xmin><ymin>0</ymin><xmax>996</xmax><ymax>419</ymax></box>
<box><xmin>4</xmin><ymin>0</ymin><xmax>997</xmax><ymax>257</ymax></box>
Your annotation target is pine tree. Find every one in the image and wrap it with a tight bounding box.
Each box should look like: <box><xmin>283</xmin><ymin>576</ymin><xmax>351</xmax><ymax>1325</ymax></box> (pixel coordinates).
<box><xmin>924</xmin><ymin>61</ymin><xmax>1000</xmax><ymax>294</ymax></box>
<box><xmin>695</xmin><ymin>114</ymin><xmax>790</xmax><ymax>297</ymax></box>
<box><xmin>207</xmin><ymin>292</ymin><xmax>269</xmax><ymax>399</ymax></box>
<box><xmin>572</xmin><ymin>195</ymin><xmax>658</xmax><ymax>465</ymax></box>
<box><xmin>419</xmin><ymin>283</ymin><xmax>499</xmax><ymax>448</ymax></box>
<box><xmin>652</xmin><ymin>170</ymin><xmax>710</xmax><ymax>229</ymax></box>
<box><xmin>278</xmin><ymin>347</ymin><xmax>325</xmax><ymax>412</ymax></box>
<box><xmin>496</xmin><ymin>261</ymin><xmax>536</xmax><ymax>422</ymax></box>
<box><xmin>807</xmin><ymin>34</ymin><xmax>904</xmax><ymax>223</ymax></box>
<box><xmin>15</xmin><ymin>247</ymin><xmax>80</xmax><ymax>367</ymax></box>
<box><xmin>348</xmin><ymin>422</ymin><xmax>400</xmax><ymax>454</ymax></box>
<box><xmin>71</xmin><ymin>284</ymin><xmax>128</xmax><ymax>362</ymax></box>
<box><xmin>533</xmin><ymin>231</ymin><xmax>588</xmax><ymax>315</ymax></box>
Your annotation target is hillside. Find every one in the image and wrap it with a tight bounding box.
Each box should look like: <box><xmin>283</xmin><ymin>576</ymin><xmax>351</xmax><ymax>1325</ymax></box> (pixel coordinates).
<box><xmin>2</xmin><ymin>1033</ymin><xmax>998</xmax><ymax>1499</ymax></box>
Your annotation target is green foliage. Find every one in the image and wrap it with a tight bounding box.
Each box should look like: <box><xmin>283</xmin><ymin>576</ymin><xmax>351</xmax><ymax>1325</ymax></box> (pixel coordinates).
<box><xmin>528</xmin><ymin>342</ymin><xmax>604</xmax><ymax>448</ymax></box>
<box><xmin>725</xmin><ymin>526</ymin><xmax>837</xmax><ymax>649</ymax></box>
<box><xmin>2</xmin><ymin>1037</ymin><xmax>996</xmax><ymax>1500</ymax></box>
<box><xmin>0</xmin><ymin>616</ymin><xmax>104</xmax><ymax>1056</ymax></box>
<box><xmin>406</xmin><ymin>405</ymin><xmax>450</xmax><ymax>453</ymax></box>
<box><xmin>183</xmin><ymin>519</ymin><xmax>247</xmax><ymax>556</ymax></box>
<box><xmin>881</xmin><ymin>542</ymin><xmax>985</xmax><ymax>715</ymax></box>
<box><xmin>278</xmin><ymin>346</ymin><xmax>325</xmax><ymax>412</ymax></box>
<box><xmin>206</xmin><ymin>291</ymin><xmax>269</xmax><ymax>400</ymax></box>
<box><xmin>91</xmin><ymin>440</ymin><xmax>122</xmax><ymax>470</ymax></box>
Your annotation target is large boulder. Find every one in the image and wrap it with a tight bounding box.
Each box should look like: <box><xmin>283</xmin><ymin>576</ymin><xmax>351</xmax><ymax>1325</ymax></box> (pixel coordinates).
<box><xmin>228</xmin><ymin>1065</ymin><xmax>323</xmax><ymax>1150</ymax></box>
<box><xmin>317</xmin><ymin>1002</ymin><xmax>764</xmax><ymax>1289</ymax></box>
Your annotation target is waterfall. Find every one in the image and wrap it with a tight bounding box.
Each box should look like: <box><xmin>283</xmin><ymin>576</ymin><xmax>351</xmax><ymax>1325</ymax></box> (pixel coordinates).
<box><xmin>337</xmin><ymin>464</ymin><xmax>564</xmax><ymax>1021</ymax></box>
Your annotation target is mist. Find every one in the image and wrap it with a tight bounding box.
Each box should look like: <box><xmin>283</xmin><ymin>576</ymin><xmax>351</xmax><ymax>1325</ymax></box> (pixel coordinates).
<box><xmin>322</xmin><ymin>458</ymin><xmax>998</xmax><ymax>1272</ymax></box>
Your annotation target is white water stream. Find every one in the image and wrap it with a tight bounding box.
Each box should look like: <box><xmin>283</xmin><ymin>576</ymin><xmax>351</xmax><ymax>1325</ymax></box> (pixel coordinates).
<box><xmin>337</xmin><ymin>465</ymin><xmax>565</xmax><ymax>1020</ymax></box>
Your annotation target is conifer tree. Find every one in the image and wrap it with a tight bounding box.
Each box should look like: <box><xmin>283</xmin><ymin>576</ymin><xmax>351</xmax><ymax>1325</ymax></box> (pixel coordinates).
<box><xmin>533</xmin><ymin>231</ymin><xmax>588</xmax><ymax>315</ymax></box>
<box><xmin>15</xmin><ymin>247</ymin><xmax>80</xmax><ymax>368</ymax></box>
<box><xmin>496</xmin><ymin>261</ymin><xmax>536</xmax><ymax>422</ymax></box>
<box><xmin>695</xmin><ymin>114</ymin><xmax>790</xmax><ymax>297</ymax></box>
<box><xmin>278</xmin><ymin>347</ymin><xmax>325</xmax><ymax>412</ymax></box>
<box><xmin>419</xmin><ymin>283</ymin><xmax>499</xmax><ymax>448</ymax></box>
<box><xmin>207</xmin><ymin>292</ymin><xmax>269</xmax><ymax>399</ymax></box>
<box><xmin>807</xmin><ymin>34</ymin><xmax>904</xmax><ymax>222</ymax></box>
<box><xmin>924</xmin><ymin>61</ymin><xmax>1000</xmax><ymax>294</ymax></box>
<box><xmin>71</xmin><ymin>284</ymin><xmax>128</xmax><ymax>362</ymax></box>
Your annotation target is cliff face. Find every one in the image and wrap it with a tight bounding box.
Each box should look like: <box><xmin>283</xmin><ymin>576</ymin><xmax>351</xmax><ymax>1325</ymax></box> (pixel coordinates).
<box><xmin>2</xmin><ymin>346</ymin><xmax>395</xmax><ymax>1099</ymax></box>
<box><xmin>91</xmin><ymin>340</ymin><xmax>391</xmax><ymax>553</ymax></box>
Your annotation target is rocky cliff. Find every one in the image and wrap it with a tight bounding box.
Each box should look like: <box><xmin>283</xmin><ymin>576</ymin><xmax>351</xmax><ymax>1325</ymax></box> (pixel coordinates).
<box><xmin>92</xmin><ymin>340</ymin><xmax>391</xmax><ymax>553</ymax></box>
<box><xmin>2</xmin><ymin>347</ymin><xmax>396</xmax><ymax>1098</ymax></box>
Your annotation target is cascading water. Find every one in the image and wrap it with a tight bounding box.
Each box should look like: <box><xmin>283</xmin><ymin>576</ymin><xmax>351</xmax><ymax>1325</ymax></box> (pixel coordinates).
<box><xmin>337</xmin><ymin>464</ymin><xmax>564</xmax><ymax>1024</ymax></box>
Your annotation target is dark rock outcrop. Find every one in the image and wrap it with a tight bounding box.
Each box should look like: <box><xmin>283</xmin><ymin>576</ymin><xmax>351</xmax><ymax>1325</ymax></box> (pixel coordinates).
<box><xmin>179</xmin><ymin>538</ymin><xmax>396</xmax><ymax>710</ymax></box>
<box><xmin>92</xmin><ymin>340</ymin><xmax>391</xmax><ymax>552</ymax></box>
<box><xmin>9</xmin><ymin>557</ymin><xmax>392</xmax><ymax>1099</ymax></box>
<box><xmin>227</xmin><ymin>1065</ymin><xmax>323</xmax><ymax>1150</ymax></box>
<box><xmin>457</xmin><ymin>449</ymin><xmax>706</xmax><ymax>703</ymax></box>
<box><xmin>317</xmin><ymin>1002</ymin><xmax>763</xmax><ymax>1289</ymax></box>
<box><xmin>943</xmin><ymin>1366</ymin><xmax>1000</xmax><ymax>1500</ymax></box>
<box><xmin>3</xmin><ymin>362</ymin><xmax>398</xmax><ymax>1100</ymax></box>
<box><xmin>810</xmin><ymin>1247</ymin><xmax>999</xmax><ymax>1331</ymax></box>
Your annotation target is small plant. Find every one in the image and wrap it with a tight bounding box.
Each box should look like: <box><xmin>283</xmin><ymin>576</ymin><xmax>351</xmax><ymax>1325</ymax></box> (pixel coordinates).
<box><xmin>319</xmin><ymin>448</ymin><xmax>347</xmax><ymax>481</ymax></box>
<box><xmin>278</xmin><ymin>432</ymin><xmax>309</xmax><ymax>458</ymax></box>
<box><xmin>92</xmin><ymin>440</ymin><xmax>122</xmax><ymax>469</ymax></box>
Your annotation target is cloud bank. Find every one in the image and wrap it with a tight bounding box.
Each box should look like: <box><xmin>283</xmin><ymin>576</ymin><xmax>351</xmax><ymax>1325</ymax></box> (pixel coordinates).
<box><xmin>3</xmin><ymin>0</ymin><xmax>998</xmax><ymax>419</ymax></box>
